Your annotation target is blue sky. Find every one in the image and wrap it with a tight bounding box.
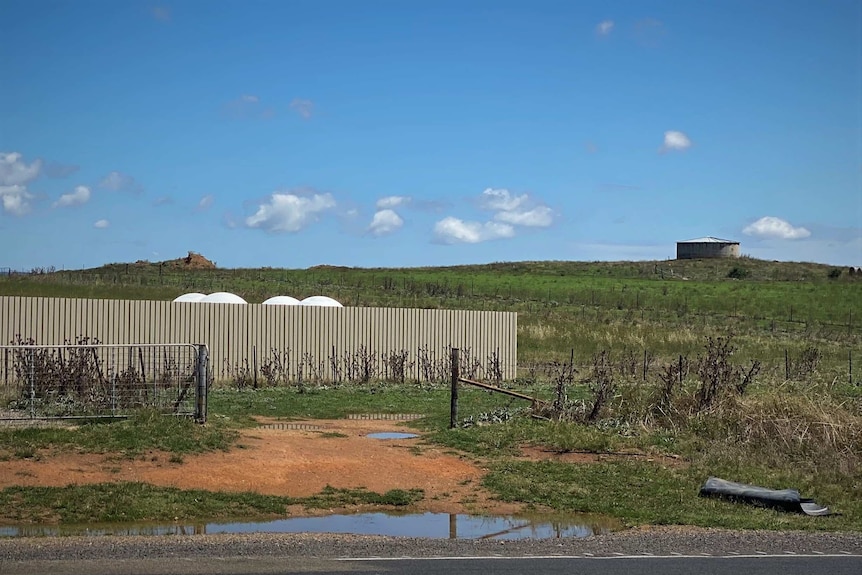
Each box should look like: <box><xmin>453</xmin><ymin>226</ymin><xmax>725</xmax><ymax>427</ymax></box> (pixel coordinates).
<box><xmin>1</xmin><ymin>0</ymin><xmax>860</xmax><ymax>270</ymax></box>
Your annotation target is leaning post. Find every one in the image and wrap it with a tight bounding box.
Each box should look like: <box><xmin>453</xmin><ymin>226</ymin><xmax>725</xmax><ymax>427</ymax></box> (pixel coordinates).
<box><xmin>449</xmin><ymin>347</ymin><xmax>460</xmax><ymax>429</ymax></box>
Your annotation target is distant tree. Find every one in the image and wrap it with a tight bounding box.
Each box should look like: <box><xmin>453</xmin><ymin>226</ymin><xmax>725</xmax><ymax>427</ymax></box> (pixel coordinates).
<box><xmin>828</xmin><ymin>268</ymin><xmax>842</xmax><ymax>279</ymax></box>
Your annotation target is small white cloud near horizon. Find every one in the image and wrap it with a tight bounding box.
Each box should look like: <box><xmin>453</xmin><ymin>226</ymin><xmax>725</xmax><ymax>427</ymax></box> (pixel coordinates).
<box><xmin>368</xmin><ymin>209</ymin><xmax>404</xmax><ymax>236</ymax></box>
<box><xmin>433</xmin><ymin>217</ymin><xmax>515</xmax><ymax>244</ymax></box>
<box><xmin>435</xmin><ymin>187</ymin><xmax>555</xmax><ymax>245</ymax></box>
<box><xmin>289</xmin><ymin>98</ymin><xmax>315</xmax><ymax>119</ymax></box>
<box><xmin>376</xmin><ymin>195</ymin><xmax>411</xmax><ymax>209</ymax></box>
<box><xmin>0</xmin><ymin>185</ymin><xmax>34</xmax><ymax>216</ymax></box>
<box><xmin>480</xmin><ymin>188</ymin><xmax>555</xmax><ymax>228</ymax></box>
<box><xmin>53</xmin><ymin>185</ymin><xmax>91</xmax><ymax>208</ymax></box>
<box><xmin>99</xmin><ymin>171</ymin><xmax>143</xmax><ymax>194</ymax></box>
<box><xmin>0</xmin><ymin>152</ymin><xmax>41</xmax><ymax>216</ymax></box>
<box><xmin>245</xmin><ymin>191</ymin><xmax>336</xmax><ymax>233</ymax></box>
<box><xmin>660</xmin><ymin>130</ymin><xmax>692</xmax><ymax>153</ymax></box>
<box><xmin>743</xmin><ymin>216</ymin><xmax>811</xmax><ymax>240</ymax></box>
<box><xmin>596</xmin><ymin>20</ymin><xmax>614</xmax><ymax>35</ymax></box>
<box><xmin>197</xmin><ymin>194</ymin><xmax>214</xmax><ymax>211</ymax></box>
<box><xmin>93</xmin><ymin>219</ymin><xmax>110</xmax><ymax>229</ymax></box>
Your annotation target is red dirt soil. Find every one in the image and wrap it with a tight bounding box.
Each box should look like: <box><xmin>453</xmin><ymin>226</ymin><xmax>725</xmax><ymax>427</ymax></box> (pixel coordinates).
<box><xmin>0</xmin><ymin>418</ymin><xmax>525</xmax><ymax>518</ymax></box>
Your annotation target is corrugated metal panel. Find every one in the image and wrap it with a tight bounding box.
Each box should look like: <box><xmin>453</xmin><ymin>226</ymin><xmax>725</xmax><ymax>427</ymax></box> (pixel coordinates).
<box><xmin>0</xmin><ymin>296</ymin><xmax>517</xmax><ymax>382</ymax></box>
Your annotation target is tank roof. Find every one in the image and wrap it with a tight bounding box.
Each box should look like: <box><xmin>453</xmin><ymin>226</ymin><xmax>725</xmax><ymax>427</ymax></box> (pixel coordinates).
<box><xmin>678</xmin><ymin>236</ymin><xmax>738</xmax><ymax>244</ymax></box>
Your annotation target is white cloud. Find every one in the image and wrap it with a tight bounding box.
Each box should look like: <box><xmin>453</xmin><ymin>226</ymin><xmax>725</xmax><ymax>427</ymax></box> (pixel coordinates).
<box><xmin>240</xmin><ymin>94</ymin><xmax>259</xmax><ymax>104</ymax></box>
<box><xmin>53</xmin><ymin>185</ymin><xmax>91</xmax><ymax>208</ymax></box>
<box><xmin>368</xmin><ymin>209</ymin><xmax>404</xmax><ymax>236</ymax></box>
<box><xmin>289</xmin><ymin>98</ymin><xmax>315</xmax><ymax>119</ymax></box>
<box><xmin>99</xmin><ymin>171</ymin><xmax>143</xmax><ymax>193</ymax></box>
<box><xmin>245</xmin><ymin>191</ymin><xmax>336</xmax><ymax>232</ymax></box>
<box><xmin>660</xmin><ymin>130</ymin><xmax>692</xmax><ymax>153</ymax></box>
<box><xmin>480</xmin><ymin>188</ymin><xmax>528</xmax><ymax>212</ymax></box>
<box><xmin>597</xmin><ymin>20</ymin><xmax>614</xmax><ymax>35</ymax></box>
<box><xmin>0</xmin><ymin>152</ymin><xmax>41</xmax><ymax>216</ymax></box>
<box><xmin>494</xmin><ymin>205</ymin><xmax>554</xmax><ymax>227</ymax></box>
<box><xmin>479</xmin><ymin>188</ymin><xmax>555</xmax><ymax>228</ymax></box>
<box><xmin>434</xmin><ymin>187</ymin><xmax>555</xmax><ymax>245</ymax></box>
<box><xmin>743</xmin><ymin>216</ymin><xmax>811</xmax><ymax>240</ymax></box>
<box><xmin>197</xmin><ymin>194</ymin><xmax>214</xmax><ymax>211</ymax></box>
<box><xmin>0</xmin><ymin>152</ymin><xmax>41</xmax><ymax>186</ymax></box>
<box><xmin>433</xmin><ymin>217</ymin><xmax>515</xmax><ymax>244</ymax></box>
<box><xmin>376</xmin><ymin>195</ymin><xmax>411</xmax><ymax>209</ymax></box>
<box><xmin>93</xmin><ymin>219</ymin><xmax>110</xmax><ymax>229</ymax></box>
<box><xmin>0</xmin><ymin>185</ymin><xmax>34</xmax><ymax>216</ymax></box>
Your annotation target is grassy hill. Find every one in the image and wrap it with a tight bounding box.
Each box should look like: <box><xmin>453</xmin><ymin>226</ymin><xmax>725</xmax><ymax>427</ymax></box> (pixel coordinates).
<box><xmin>1</xmin><ymin>255</ymin><xmax>859</xmax><ymax>378</ymax></box>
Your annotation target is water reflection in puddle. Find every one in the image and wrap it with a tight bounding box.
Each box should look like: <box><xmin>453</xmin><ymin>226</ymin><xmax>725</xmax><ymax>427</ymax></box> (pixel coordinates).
<box><xmin>367</xmin><ymin>432</ymin><xmax>418</xmax><ymax>439</ymax></box>
<box><xmin>0</xmin><ymin>512</ymin><xmax>621</xmax><ymax>539</ymax></box>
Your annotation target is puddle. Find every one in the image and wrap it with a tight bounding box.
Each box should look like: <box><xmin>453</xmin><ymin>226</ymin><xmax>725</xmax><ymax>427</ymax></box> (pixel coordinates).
<box><xmin>0</xmin><ymin>512</ymin><xmax>621</xmax><ymax>539</ymax></box>
<box><xmin>367</xmin><ymin>432</ymin><xmax>418</xmax><ymax>439</ymax></box>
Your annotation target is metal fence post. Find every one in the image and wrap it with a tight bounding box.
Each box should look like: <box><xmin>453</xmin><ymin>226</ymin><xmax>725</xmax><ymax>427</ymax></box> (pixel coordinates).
<box><xmin>195</xmin><ymin>344</ymin><xmax>209</xmax><ymax>423</ymax></box>
<box><xmin>449</xmin><ymin>347</ymin><xmax>459</xmax><ymax>429</ymax></box>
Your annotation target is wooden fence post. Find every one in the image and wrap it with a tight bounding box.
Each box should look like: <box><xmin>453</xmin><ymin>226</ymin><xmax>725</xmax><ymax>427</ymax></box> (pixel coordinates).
<box><xmin>643</xmin><ymin>349</ymin><xmax>647</xmax><ymax>381</ymax></box>
<box><xmin>253</xmin><ymin>345</ymin><xmax>258</xmax><ymax>389</ymax></box>
<box><xmin>450</xmin><ymin>347</ymin><xmax>460</xmax><ymax>429</ymax></box>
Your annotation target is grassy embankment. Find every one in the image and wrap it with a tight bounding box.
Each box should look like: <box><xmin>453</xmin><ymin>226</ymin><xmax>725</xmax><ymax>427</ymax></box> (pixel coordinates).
<box><xmin>0</xmin><ymin>258</ymin><xmax>859</xmax><ymax>530</ymax></box>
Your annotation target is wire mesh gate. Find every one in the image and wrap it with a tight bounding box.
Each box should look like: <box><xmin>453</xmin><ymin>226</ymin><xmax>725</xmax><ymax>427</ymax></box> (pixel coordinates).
<box><xmin>0</xmin><ymin>343</ymin><xmax>209</xmax><ymax>422</ymax></box>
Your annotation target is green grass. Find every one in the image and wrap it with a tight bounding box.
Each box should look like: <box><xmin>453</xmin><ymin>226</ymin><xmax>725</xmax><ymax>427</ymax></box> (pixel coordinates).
<box><xmin>0</xmin><ymin>483</ymin><xmax>423</xmax><ymax>524</ymax></box>
<box><xmin>3</xmin><ymin>258</ymin><xmax>859</xmax><ymax>334</ymax></box>
<box><xmin>207</xmin><ymin>384</ymin><xmax>450</xmax><ymax>423</ymax></box>
<box><xmin>483</xmin><ymin>460</ymin><xmax>859</xmax><ymax>531</ymax></box>
<box><xmin>0</xmin><ymin>410</ymin><xmax>238</xmax><ymax>459</ymax></box>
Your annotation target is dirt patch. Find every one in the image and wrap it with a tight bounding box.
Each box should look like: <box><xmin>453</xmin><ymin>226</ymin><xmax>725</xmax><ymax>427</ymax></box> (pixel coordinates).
<box><xmin>0</xmin><ymin>418</ymin><xmax>524</xmax><ymax>517</ymax></box>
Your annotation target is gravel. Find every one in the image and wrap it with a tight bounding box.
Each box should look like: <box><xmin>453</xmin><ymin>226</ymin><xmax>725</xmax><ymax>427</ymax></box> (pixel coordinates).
<box><xmin>1</xmin><ymin>528</ymin><xmax>860</xmax><ymax>562</ymax></box>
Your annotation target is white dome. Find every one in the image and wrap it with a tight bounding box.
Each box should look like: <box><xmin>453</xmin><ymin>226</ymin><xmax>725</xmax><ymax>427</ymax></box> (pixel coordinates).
<box><xmin>301</xmin><ymin>295</ymin><xmax>343</xmax><ymax>307</ymax></box>
<box><xmin>199</xmin><ymin>292</ymin><xmax>247</xmax><ymax>304</ymax></box>
<box><xmin>262</xmin><ymin>296</ymin><xmax>301</xmax><ymax>306</ymax></box>
<box><xmin>172</xmin><ymin>292</ymin><xmax>206</xmax><ymax>303</ymax></box>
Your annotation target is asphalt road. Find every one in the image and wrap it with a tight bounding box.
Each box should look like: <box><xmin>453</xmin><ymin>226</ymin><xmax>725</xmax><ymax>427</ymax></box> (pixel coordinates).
<box><xmin>1</xmin><ymin>529</ymin><xmax>860</xmax><ymax>575</ymax></box>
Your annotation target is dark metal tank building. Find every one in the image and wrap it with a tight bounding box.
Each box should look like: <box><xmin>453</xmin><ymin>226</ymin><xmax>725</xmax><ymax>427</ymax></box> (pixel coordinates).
<box><xmin>676</xmin><ymin>237</ymin><xmax>740</xmax><ymax>259</ymax></box>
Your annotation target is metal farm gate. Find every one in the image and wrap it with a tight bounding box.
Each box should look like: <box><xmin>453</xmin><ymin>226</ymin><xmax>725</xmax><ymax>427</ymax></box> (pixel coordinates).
<box><xmin>0</xmin><ymin>343</ymin><xmax>209</xmax><ymax>423</ymax></box>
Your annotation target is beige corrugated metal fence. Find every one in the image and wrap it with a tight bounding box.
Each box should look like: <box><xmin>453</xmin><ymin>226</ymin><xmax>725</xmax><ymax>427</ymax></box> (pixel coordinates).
<box><xmin>0</xmin><ymin>297</ymin><xmax>517</xmax><ymax>382</ymax></box>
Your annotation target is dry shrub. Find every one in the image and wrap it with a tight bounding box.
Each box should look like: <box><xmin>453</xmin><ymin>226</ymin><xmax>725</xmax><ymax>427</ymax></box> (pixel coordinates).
<box><xmin>695</xmin><ymin>391</ymin><xmax>862</xmax><ymax>476</ymax></box>
<box><xmin>694</xmin><ymin>336</ymin><xmax>760</xmax><ymax>409</ymax></box>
